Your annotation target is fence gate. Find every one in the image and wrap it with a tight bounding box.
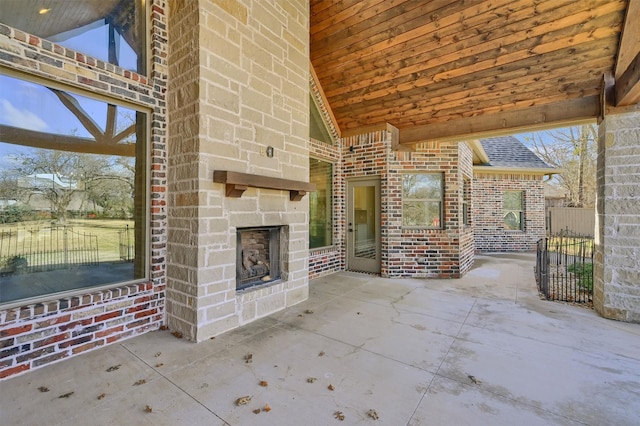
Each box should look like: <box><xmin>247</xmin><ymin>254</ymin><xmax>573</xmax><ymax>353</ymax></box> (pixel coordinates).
<box><xmin>535</xmin><ymin>230</ymin><xmax>594</xmax><ymax>304</ymax></box>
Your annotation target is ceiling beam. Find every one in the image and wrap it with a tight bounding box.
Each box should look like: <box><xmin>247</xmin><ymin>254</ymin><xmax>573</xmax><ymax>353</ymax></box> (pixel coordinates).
<box><xmin>398</xmin><ymin>96</ymin><xmax>599</xmax><ymax>145</ymax></box>
<box><xmin>614</xmin><ymin>0</ymin><xmax>640</xmax><ymax>106</ymax></box>
<box><xmin>615</xmin><ymin>50</ymin><xmax>640</xmax><ymax>106</ymax></box>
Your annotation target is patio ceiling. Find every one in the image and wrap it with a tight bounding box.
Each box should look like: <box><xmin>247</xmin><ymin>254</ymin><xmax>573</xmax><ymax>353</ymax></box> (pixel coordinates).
<box><xmin>310</xmin><ymin>0</ymin><xmax>640</xmax><ymax>145</ymax></box>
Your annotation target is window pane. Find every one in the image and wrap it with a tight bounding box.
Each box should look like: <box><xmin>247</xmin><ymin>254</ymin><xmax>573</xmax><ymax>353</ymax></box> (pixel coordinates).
<box><xmin>403</xmin><ymin>174</ymin><xmax>441</xmax><ymax>199</ymax></box>
<box><xmin>503</xmin><ymin>191</ymin><xmax>523</xmax><ymax>230</ymax></box>
<box><xmin>503</xmin><ymin>191</ymin><xmax>523</xmax><ymax>210</ymax></box>
<box><xmin>402</xmin><ymin>173</ymin><xmax>443</xmax><ymax>227</ymax></box>
<box><xmin>309</xmin><ymin>158</ymin><xmax>332</xmax><ymax>248</ymax></box>
<box><xmin>0</xmin><ymin>1</ymin><xmax>146</xmax><ymax>74</ymax></box>
<box><xmin>0</xmin><ymin>74</ymin><xmax>147</xmax><ymax>305</ymax></box>
<box><xmin>309</xmin><ymin>96</ymin><xmax>333</xmax><ymax>144</ymax></box>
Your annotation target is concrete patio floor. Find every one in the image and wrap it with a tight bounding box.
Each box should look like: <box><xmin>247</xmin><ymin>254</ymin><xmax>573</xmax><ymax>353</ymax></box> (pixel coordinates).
<box><xmin>1</xmin><ymin>253</ymin><xmax>639</xmax><ymax>425</ymax></box>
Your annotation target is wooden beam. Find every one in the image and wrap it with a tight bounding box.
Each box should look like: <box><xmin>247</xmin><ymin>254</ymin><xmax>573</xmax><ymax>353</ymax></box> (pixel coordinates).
<box><xmin>614</xmin><ymin>0</ymin><xmax>640</xmax><ymax>79</ymax></box>
<box><xmin>0</xmin><ymin>125</ymin><xmax>136</xmax><ymax>156</ymax></box>
<box><xmin>398</xmin><ymin>96</ymin><xmax>599</xmax><ymax>145</ymax></box>
<box><xmin>615</xmin><ymin>50</ymin><xmax>640</xmax><ymax>106</ymax></box>
<box><xmin>213</xmin><ymin>171</ymin><xmax>316</xmax><ymax>200</ymax></box>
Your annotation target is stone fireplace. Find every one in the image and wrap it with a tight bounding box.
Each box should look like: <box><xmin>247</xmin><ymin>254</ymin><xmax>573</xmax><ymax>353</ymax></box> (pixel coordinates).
<box><xmin>237</xmin><ymin>226</ymin><xmax>281</xmax><ymax>291</ymax></box>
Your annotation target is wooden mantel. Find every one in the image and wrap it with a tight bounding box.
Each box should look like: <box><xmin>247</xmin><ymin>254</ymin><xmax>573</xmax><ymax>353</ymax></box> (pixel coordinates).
<box><xmin>213</xmin><ymin>171</ymin><xmax>316</xmax><ymax>201</ymax></box>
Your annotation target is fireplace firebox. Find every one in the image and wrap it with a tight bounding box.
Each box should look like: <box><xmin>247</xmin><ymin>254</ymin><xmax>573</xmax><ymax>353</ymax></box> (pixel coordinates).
<box><xmin>236</xmin><ymin>227</ymin><xmax>281</xmax><ymax>291</ymax></box>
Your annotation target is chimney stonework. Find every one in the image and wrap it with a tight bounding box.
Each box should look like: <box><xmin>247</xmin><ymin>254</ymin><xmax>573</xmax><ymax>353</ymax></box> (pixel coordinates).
<box><xmin>167</xmin><ymin>0</ymin><xmax>310</xmax><ymax>341</ymax></box>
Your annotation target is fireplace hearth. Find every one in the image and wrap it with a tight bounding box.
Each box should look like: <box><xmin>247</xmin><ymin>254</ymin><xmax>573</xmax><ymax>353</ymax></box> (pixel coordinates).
<box><xmin>236</xmin><ymin>227</ymin><xmax>281</xmax><ymax>291</ymax></box>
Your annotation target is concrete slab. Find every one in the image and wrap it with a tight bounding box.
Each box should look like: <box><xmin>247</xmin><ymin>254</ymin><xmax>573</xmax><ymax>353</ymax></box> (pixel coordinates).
<box><xmin>1</xmin><ymin>253</ymin><xmax>639</xmax><ymax>425</ymax></box>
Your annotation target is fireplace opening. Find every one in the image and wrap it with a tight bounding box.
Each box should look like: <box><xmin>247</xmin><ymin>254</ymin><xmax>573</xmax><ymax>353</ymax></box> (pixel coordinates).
<box><xmin>236</xmin><ymin>227</ymin><xmax>281</xmax><ymax>291</ymax></box>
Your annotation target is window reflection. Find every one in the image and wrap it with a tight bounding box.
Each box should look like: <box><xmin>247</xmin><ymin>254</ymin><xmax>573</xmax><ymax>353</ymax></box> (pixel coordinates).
<box><xmin>0</xmin><ymin>74</ymin><xmax>147</xmax><ymax>305</ymax></box>
<box><xmin>309</xmin><ymin>158</ymin><xmax>333</xmax><ymax>248</ymax></box>
<box><xmin>0</xmin><ymin>0</ymin><xmax>146</xmax><ymax>74</ymax></box>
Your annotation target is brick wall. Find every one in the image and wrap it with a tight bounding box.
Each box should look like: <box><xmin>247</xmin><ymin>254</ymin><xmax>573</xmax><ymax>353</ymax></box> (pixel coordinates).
<box><xmin>594</xmin><ymin>111</ymin><xmax>640</xmax><ymax>323</ymax></box>
<box><xmin>166</xmin><ymin>0</ymin><xmax>310</xmax><ymax>341</ymax></box>
<box><xmin>0</xmin><ymin>1</ymin><xmax>168</xmax><ymax>379</ymax></box>
<box><xmin>472</xmin><ymin>172</ymin><xmax>545</xmax><ymax>252</ymax></box>
<box><xmin>340</xmin><ymin>128</ymin><xmax>472</xmax><ymax>278</ymax></box>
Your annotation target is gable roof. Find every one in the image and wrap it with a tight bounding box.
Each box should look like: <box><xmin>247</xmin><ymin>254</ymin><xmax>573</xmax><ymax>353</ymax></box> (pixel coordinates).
<box><xmin>472</xmin><ymin>136</ymin><xmax>556</xmax><ymax>174</ymax></box>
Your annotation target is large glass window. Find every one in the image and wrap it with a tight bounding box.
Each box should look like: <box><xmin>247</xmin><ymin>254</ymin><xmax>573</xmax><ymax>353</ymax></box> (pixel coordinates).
<box><xmin>309</xmin><ymin>158</ymin><xmax>332</xmax><ymax>248</ymax></box>
<box><xmin>503</xmin><ymin>191</ymin><xmax>524</xmax><ymax>230</ymax></box>
<box><xmin>0</xmin><ymin>1</ymin><xmax>146</xmax><ymax>74</ymax></box>
<box><xmin>403</xmin><ymin>173</ymin><xmax>443</xmax><ymax>228</ymax></box>
<box><xmin>0</xmin><ymin>73</ymin><xmax>147</xmax><ymax>305</ymax></box>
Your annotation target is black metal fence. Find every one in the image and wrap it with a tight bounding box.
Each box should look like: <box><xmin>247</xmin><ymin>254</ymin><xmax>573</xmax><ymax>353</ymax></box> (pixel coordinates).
<box><xmin>536</xmin><ymin>230</ymin><xmax>594</xmax><ymax>304</ymax></box>
<box><xmin>0</xmin><ymin>226</ymin><xmax>99</xmax><ymax>275</ymax></box>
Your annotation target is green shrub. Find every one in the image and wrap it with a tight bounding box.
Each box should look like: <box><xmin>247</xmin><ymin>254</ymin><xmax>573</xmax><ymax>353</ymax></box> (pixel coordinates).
<box><xmin>568</xmin><ymin>262</ymin><xmax>593</xmax><ymax>291</ymax></box>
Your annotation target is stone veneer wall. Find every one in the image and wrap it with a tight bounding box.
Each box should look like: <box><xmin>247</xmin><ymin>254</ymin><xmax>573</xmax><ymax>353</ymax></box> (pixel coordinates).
<box><xmin>167</xmin><ymin>0</ymin><xmax>310</xmax><ymax>341</ymax></box>
<box><xmin>0</xmin><ymin>2</ymin><xmax>168</xmax><ymax>379</ymax></box>
<box><xmin>308</xmin><ymin>138</ymin><xmax>344</xmax><ymax>279</ymax></box>
<box><xmin>594</xmin><ymin>111</ymin><xmax>640</xmax><ymax>322</ymax></box>
<box><xmin>472</xmin><ymin>172</ymin><xmax>545</xmax><ymax>252</ymax></box>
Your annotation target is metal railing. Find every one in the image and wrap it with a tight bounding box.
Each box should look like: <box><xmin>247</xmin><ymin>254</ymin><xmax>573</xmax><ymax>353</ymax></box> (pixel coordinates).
<box><xmin>0</xmin><ymin>225</ymin><xmax>99</xmax><ymax>275</ymax></box>
<box><xmin>536</xmin><ymin>229</ymin><xmax>594</xmax><ymax>304</ymax></box>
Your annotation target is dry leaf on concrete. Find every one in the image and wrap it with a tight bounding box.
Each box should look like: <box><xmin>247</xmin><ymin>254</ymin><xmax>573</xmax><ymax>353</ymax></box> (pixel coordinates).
<box><xmin>144</xmin><ymin>405</ymin><xmax>153</xmax><ymax>413</ymax></box>
<box><xmin>38</xmin><ymin>386</ymin><xmax>49</xmax><ymax>392</ymax></box>
<box><xmin>97</xmin><ymin>393</ymin><xmax>106</xmax><ymax>400</ymax></box>
<box><xmin>133</xmin><ymin>379</ymin><xmax>147</xmax><ymax>386</ymax></box>
<box><xmin>307</xmin><ymin>377</ymin><xmax>317</xmax><ymax>383</ymax></box>
<box><xmin>334</xmin><ymin>411</ymin><xmax>345</xmax><ymax>421</ymax></box>
<box><xmin>106</xmin><ymin>364</ymin><xmax>121</xmax><ymax>372</ymax></box>
<box><xmin>235</xmin><ymin>395</ymin><xmax>252</xmax><ymax>406</ymax></box>
<box><xmin>262</xmin><ymin>404</ymin><xmax>271</xmax><ymax>412</ymax></box>
<box><xmin>259</xmin><ymin>380</ymin><xmax>268</xmax><ymax>387</ymax></box>
<box><xmin>367</xmin><ymin>409</ymin><xmax>379</xmax><ymax>420</ymax></box>
<box><xmin>58</xmin><ymin>392</ymin><xmax>74</xmax><ymax>399</ymax></box>
<box><xmin>328</xmin><ymin>384</ymin><xmax>335</xmax><ymax>391</ymax></box>
<box><xmin>244</xmin><ymin>353</ymin><xmax>253</xmax><ymax>363</ymax></box>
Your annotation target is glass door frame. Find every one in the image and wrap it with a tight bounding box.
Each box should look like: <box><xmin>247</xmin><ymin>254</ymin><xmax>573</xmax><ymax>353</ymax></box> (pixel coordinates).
<box><xmin>346</xmin><ymin>177</ymin><xmax>381</xmax><ymax>274</ymax></box>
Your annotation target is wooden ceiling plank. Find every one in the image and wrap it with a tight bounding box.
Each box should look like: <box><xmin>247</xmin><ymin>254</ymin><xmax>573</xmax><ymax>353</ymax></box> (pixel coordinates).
<box><xmin>312</xmin><ymin>0</ymin><xmax>464</xmax><ymax>63</ymax></box>
<box><xmin>322</xmin><ymin>3</ymin><xmax>624</xmax><ymax>99</ymax></box>
<box><xmin>312</xmin><ymin>0</ymin><xmax>500</xmax><ymax>67</ymax></box>
<box><xmin>615</xmin><ymin>50</ymin><xmax>640</xmax><ymax>106</ymax></box>
<box><xmin>353</xmin><ymin>81</ymin><xmax>601</xmax><ymax>131</ymax></box>
<box><xmin>310</xmin><ymin>0</ymin><xmax>384</xmax><ymax>37</ymax></box>
<box><xmin>344</xmin><ymin>64</ymin><xmax>609</xmax><ymax>123</ymax></box>
<box><xmin>315</xmin><ymin>0</ymin><xmax>549</xmax><ymax>82</ymax></box>
<box><xmin>331</xmin><ymin>36</ymin><xmax>616</xmax><ymax>116</ymax></box>
<box><xmin>397</xmin><ymin>96</ymin><xmax>600</xmax><ymax>145</ymax></box>
<box><xmin>330</xmin><ymin>37</ymin><xmax>614</xmax><ymax>112</ymax></box>
<box><xmin>398</xmin><ymin>89</ymin><xmax>601</xmax><ymax>130</ymax></box>
<box><xmin>313</xmin><ymin>0</ymin><xmax>621</xmax><ymax>74</ymax></box>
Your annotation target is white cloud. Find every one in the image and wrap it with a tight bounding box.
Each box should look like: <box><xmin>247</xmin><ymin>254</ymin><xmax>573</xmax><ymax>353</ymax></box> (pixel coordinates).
<box><xmin>0</xmin><ymin>99</ymin><xmax>49</xmax><ymax>131</ymax></box>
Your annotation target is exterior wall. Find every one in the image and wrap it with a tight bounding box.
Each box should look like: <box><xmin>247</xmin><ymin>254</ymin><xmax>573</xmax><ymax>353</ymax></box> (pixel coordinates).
<box><xmin>472</xmin><ymin>172</ymin><xmax>545</xmax><ymax>252</ymax></box>
<box><xmin>341</xmin><ymin>127</ymin><xmax>472</xmax><ymax>278</ymax></box>
<box><xmin>167</xmin><ymin>0</ymin><xmax>310</xmax><ymax>341</ymax></box>
<box><xmin>0</xmin><ymin>2</ymin><xmax>168</xmax><ymax>379</ymax></box>
<box><xmin>594</xmin><ymin>111</ymin><xmax>640</xmax><ymax>323</ymax></box>
<box><xmin>308</xmin><ymin>138</ymin><xmax>344</xmax><ymax>279</ymax></box>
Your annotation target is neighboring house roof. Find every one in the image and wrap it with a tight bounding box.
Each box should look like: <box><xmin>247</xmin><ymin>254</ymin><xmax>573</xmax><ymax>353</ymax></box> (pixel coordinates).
<box><xmin>470</xmin><ymin>136</ymin><xmax>557</xmax><ymax>175</ymax></box>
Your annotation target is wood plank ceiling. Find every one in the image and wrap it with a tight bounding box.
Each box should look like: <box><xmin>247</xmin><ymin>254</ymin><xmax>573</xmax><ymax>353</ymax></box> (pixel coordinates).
<box><xmin>310</xmin><ymin>0</ymin><xmax>639</xmax><ymax>144</ymax></box>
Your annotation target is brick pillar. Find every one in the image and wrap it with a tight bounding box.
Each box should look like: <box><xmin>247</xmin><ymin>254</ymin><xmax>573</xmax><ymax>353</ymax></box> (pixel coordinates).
<box><xmin>594</xmin><ymin>110</ymin><xmax>640</xmax><ymax>322</ymax></box>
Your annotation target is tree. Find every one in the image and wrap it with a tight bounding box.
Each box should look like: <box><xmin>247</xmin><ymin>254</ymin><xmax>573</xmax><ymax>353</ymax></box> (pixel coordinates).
<box><xmin>10</xmin><ymin>149</ymin><xmax>128</xmax><ymax>223</ymax></box>
<box><xmin>523</xmin><ymin>125</ymin><xmax>597</xmax><ymax>208</ymax></box>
